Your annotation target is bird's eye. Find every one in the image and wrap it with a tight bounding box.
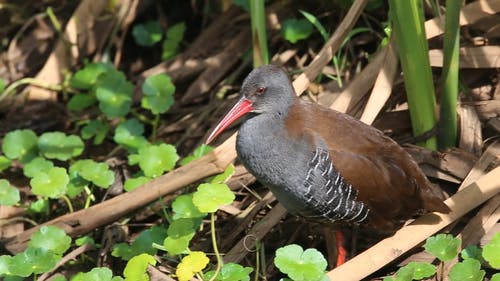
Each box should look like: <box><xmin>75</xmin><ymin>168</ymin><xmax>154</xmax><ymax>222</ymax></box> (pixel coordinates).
<box><xmin>255</xmin><ymin>87</ymin><xmax>266</xmax><ymax>95</ymax></box>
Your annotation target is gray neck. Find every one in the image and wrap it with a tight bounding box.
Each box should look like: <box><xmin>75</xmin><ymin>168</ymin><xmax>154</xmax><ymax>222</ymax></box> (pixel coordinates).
<box><xmin>236</xmin><ymin>112</ymin><xmax>311</xmax><ymax>200</ymax></box>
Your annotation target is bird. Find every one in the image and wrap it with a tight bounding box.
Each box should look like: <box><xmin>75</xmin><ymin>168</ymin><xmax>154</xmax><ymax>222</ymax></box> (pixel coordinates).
<box><xmin>206</xmin><ymin>65</ymin><xmax>450</xmax><ymax>265</ymax></box>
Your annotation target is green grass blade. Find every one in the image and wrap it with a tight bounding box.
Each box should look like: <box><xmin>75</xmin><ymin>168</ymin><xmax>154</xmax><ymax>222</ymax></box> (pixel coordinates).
<box><xmin>250</xmin><ymin>0</ymin><xmax>269</xmax><ymax>67</ymax></box>
<box><xmin>389</xmin><ymin>0</ymin><xmax>438</xmax><ymax>150</ymax></box>
<box><xmin>438</xmin><ymin>0</ymin><xmax>463</xmax><ymax>149</ymax></box>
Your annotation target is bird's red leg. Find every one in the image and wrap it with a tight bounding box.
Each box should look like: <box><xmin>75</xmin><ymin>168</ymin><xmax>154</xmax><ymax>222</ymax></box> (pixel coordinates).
<box><xmin>335</xmin><ymin>231</ymin><xmax>347</xmax><ymax>267</ymax></box>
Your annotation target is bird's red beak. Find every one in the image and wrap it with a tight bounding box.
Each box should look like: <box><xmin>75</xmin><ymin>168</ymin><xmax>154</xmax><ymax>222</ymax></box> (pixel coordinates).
<box><xmin>206</xmin><ymin>97</ymin><xmax>253</xmax><ymax>144</ymax></box>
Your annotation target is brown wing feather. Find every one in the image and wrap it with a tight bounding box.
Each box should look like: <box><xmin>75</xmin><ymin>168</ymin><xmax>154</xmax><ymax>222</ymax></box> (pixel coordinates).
<box><xmin>285</xmin><ymin>99</ymin><xmax>449</xmax><ymax>229</ymax></box>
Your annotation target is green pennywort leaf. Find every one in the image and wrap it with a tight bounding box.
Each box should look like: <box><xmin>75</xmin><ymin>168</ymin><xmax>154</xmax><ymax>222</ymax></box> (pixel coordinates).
<box><xmin>72</xmin><ymin>267</ymin><xmax>123</xmax><ymax>281</ymax></box>
<box><xmin>114</xmin><ymin>119</ymin><xmax>149</xmax><ymax>152</ymax></box>
<box><xmin>70</xmin><ymin>159</ymin><xmax>114</xmax><ymax>188</ymax></box>
<box><xmin>128</xmin><ymin>144</ymin><xmax>179</xmax><ymax>178</ymax></box>
<box><xmin>0</xmin><ymin>179</ymin><xmax>20</xmax><ymax>206</ymax></box>
<box><xmin>70</xmin><ymin>62</ymin><xmax>114</xmax><ymax>90</ymax></box>
<box><xmin>81</xmin><ymin>120</ymin><xmax>110</xmax><ymax>145</ymax></box>
<box><xmin>176</xmin><ymin>251</ymin><xmax>209</xmax><ymax>281</ymax></box>
<box><xmin>205</xmin><ymin>263</ymin><xmax>254</xmax><ymax>281</ymax></box>
<box><xmin>281</xmin><ymin>18</ymin><xmax>313</xmax><ymax>44</ymax></box>
<box><xmin>132</xmin><ymin>21</ymin><xmax>163</xmax><ymax>47</ymax></box>
<box><xmin>274</xmin><ymin>244</ymin><xmax>328</xmax><ymax>281</ymax></box>
<box><xmin>38</xmin><ymin>132</ymin><xmax>84</xmax><ymax>161</ymax></box>
<box><xmin>23</xmin><ymin>157</ymin><xmax>54</xmax><ymax>178</ymax></box>
<box><xmin>162</xmin><ymin>22</ymin><xmax>186</xmax><ymax>60</ymax></box>
<box><xmin>192</xmin><ymin>183</ymin><xmax>235</xmax><ymax>213</ymax></box>
<box><xmin>2</xmin><ymin>129</ymin><xmax>38</xmax><ymax>163</ymax></box>
<box><xmin>482</xmin><ymin>232</ymin><xmax>500</xmax><ymax>269</ymax></box>
<box><xmin>30</xmin><ymin>167</ymin><xmax>69</xmax><ymax>198</ymax></box>
<box><xmin>29</xmin><ymin>226</ymin><xmax>71</xmax><ymax>255</ymax></box>
<box><xmin>449</xmin><ymin>259</ymin><xmax>485</xmax><ymax>281</ymax></box>
<box><xmin>141</xmin><ymin>73</ymin><xmax>175</xmax><ymax>114</ymax></box>
<box><xmin>180</xmin><ymin>144</ymin><xmax>214</xmax><ymax>166</ymax></box>
<box><xmin>424</xmin><ymin>234</ymin><xmax>460</xmax><ymax>262</ymax></box>
<box><xmin>172</xmin><ymin>194</ymin><xmax>207</xmax><ymax>220</ymax></box>
<box><xmin>123</xmin><ymin>253</ymin><xmax>156</xmax><ymax>281</ymax></box>
<box><xmin>112</xmin><ymin>226</ymin><xmax>167</xmax><ymax>261</ymax></box>
<box><xmin>95</xmin><ymin>69</ymin><xmax>133</xmax><ymax>118</ymax></box>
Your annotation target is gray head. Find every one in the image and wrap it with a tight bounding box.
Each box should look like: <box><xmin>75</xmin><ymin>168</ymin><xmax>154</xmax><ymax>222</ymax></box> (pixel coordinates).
<box><xmin>205</xmin><ymin>65</ymin><xmax>296</xmax><ymax>143</ymax></box>
<box><xmin>240</xmin><ymin>65</ymin><xmax>296</xmax><ymax>115</ymax></box>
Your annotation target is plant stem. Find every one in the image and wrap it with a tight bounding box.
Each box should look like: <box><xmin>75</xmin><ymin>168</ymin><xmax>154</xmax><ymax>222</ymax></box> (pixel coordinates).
<box><xmin>250</xmin><ymin>0</ymin><xmax>269</xmax><ymax>67</ymax></box>
<box><xmin>61</xmin><ymin>195</ymin><xmax>74</xmax><ymax>213</ymax></box>
<box><xmin>208</xmin><ymin>212</ymin><xmax>222</xmax><ymax>281</ymax></box>
<box><xmin>388</xmin><ymin>0</ymin><xmax>438</xmax><ymax>149</ymax></box>
<box><xmin>0</xmin><ymin>78</ymin><xmax>64</xmax><ymax>102</ymax></box>
<box><xmin>151</xmin><ymin>114</ymin><xmax>160</xmax><ymax>142</ymax></box>
<box><xmin>438</xmin><ymin>0</ymin><xmax>462</xmax><ymax>149</ymax></box>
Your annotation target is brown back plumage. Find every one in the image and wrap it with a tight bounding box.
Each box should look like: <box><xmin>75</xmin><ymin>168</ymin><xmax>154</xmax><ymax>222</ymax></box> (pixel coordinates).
<box><xmin>285</xmin><ymin>98</ymin><xmax>450</xmax><ymax>230</ymax></box>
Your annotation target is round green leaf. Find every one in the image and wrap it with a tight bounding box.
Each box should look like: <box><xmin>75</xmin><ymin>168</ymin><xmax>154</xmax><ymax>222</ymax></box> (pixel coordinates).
<box><xmin>38</xmin><ymin>132</ymin><xmax>84</xmax><ymax>161</ymax></box>
<box><xmin>132</xmin><ymin>21</ymin><xmax>163</xmax><ymax>46</ymax></box>
<box><xmin>70</xmin><ymin>62</ymin><xmax>114</xmax><ymax>90</ymax></box>
<box><xmin>282</xmin><ymin>18</ymin><xmax>313</xmax><ymax>43</ymax></box>
<box><xmin>0</xmin><ymin>179</ymin><xmax>20</xmax><ymax>206</ymax></box>
<box><xmin>274</xmin><ymin>244</ymin><xmax>328</xmax><ymax>281</ymax></box>
<box><xmin>123</xmin><ymin>253</ymin><xmax>156</xmax><ymax>281</ymax></box>
<box><xmin>491</xmin><ymin>273</ymin><xmax>500</xmax><ymax>281</ymax></box>
<box><xmin>482</xmin><ymin>232</ymin><xmax>500</xmax><ymax>269</ymax></box>
<box><xmin>28</xmin><ymin>198</ymin><xmax>49</xmax><ymax>214</ymax></box>
<box><xmin>29</xmin><ymin>226</ymin><xmax>71</xmax><ymax>255</ymax></box>
<box><xmin>424</xmin><ymin>234</ymin><xmax>460</xmax><ymax>262</ymax></box>
<box><xmin>124</xmin><ymin>176</ymin><xmax>150</xmax><ymax>192</ymax></box>
<box><xmin>164</xmin><ymin>219</ymin><xmax>197</xmax><ymax>255</ymax></box>
<box><xmin>23</xmin><ymin>157</ymin><xmax>54</xmax><ymax>178</ymax></box>
<box><xmin>67</xmin><ymin>94</ymin><xmax>97</xmax><ymax>112</ymax></box>
<box><xmin>163</xmin><ymin>236</ymin><xmax>192</xmax><ymax>256</ymax></box>
<box><xmin>449</xmin><ymin>259</ymin><xmax>485</xmax><ymax>281</ymax></box>
<box><xmin>113</xmin><ymin>119</ymin><xmax>149</xmax><ymax>152</ymax></box>
<box><xmin>10</xmin><ymin>247</ymin><xmax>59</xmax><ymax>276</ymax></box>
<box><xmin>81</xmin><ymin>120</ymin><xmax>110</xmax><ymax>145</ymax></box>
<box><xmin>128</xmin><ymin>144</ymin><xmax>179</xmax><ymax>178</ymax></box>
<box><xmin>210</xmin><ymin>164</ymin><xmax>235</xmax><ymax>184</ymax></box>
<box><xmin>403</xmin><ymin>261</ymin><xmax>436</xmax><ymax>280</ymax></box>
<box><xmin>461</xmin><ymin>245</ymin><xmax>483</xmax><ymax>262</ymax></box>
<box><xmin>70</xmin><ymin>159</ymin><xmax>114</xmax><ymax>188</ymax></box>
<box><xmin>66</xmin><ymin>174</ymin><xmax>89</xmax><ymax>198</ymax></box>
<box><xmin>2</xmin><ymin>129</ymin><xmax>38</xmax><ymax>163</ymax></box>
<box><xmin>0</xmin><ymin>255</ymin><xmax>13</xmax><ymax>276</ymax></box>
<box><xmin>0</xmin><ymin>155</ymin><xmax>12</xmax><ymax>172</ymax></box>
<box><xmin>172</xmin><ymin>194</ymin><xmax>207</xmax><ymax>220</ymax></box>
<box><xmin>161</xmin><ymin>22</ymin><xmax>186</xmax><ymax>60</ymax></box>
<box><xmin>71</xmin><ymin>267</ymin><xmax>122</xmax><ymax>281</ymax></box>
<box><xmin>112</xmin><ymin>226</ymin><xmax>167</xmax><ymax>261</ymax></box>
<box><xmin>30</xmin><ymin>167</ymin><xmax>69</xmax><ymax>198</ymax></box>
<box><xmin>95</xmin><ymin>70</ymin><xmax>133</xmax><ymax>118</ymax></box>
<box><xmin>192</xmin><ymin>183</ymin><xmax>235</xmax><ymax>213</ymax></box>
<box><xmin>180</xmin><ymin>144</ymin><xmax>213</xmax><ymax>166</ymax></box>
<box><xmin>176</xmin><ymin>251</ymin><xmax>209</xmax><ymax>281</ymax></box>
<box><xmin>141</xmin><ymin>73</ymin><xmax>175</xmax><ymax>114</ymax></box>
<box><xmin>205</xmin><ymin>263</ymin><xmax>254</xmax><ymax>281</ymax></box>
